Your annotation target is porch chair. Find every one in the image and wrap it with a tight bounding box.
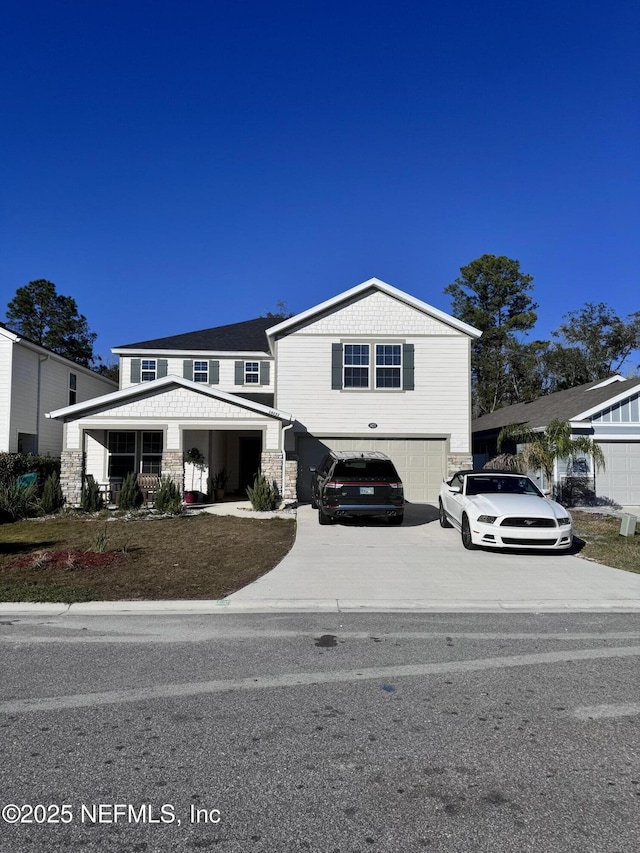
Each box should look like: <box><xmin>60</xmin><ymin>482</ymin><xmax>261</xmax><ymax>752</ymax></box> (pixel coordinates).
<box><xmin>136</xmin><ymin>473</ymin><xmax>160</xmax><ymax>506</ymax></box>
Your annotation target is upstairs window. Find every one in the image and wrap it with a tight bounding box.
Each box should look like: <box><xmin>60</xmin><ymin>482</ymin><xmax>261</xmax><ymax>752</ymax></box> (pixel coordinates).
<box><xmin>375</xmin><ymin>345</ymin><xmax>402</xmax><ymax>388</ymax></box>
<box><xmin>141</xmin><ymin>359</ymin><xmax>156</xmax><ymax>381</ymax></box>
<box><xmin>332</xmin><ymin>343</ymin><xmax>414</xmax><ymax>391</ymax></box>
<box><xmin>68</xmin><ymin>373</ymin><xmax>77</xmax><ymax>405</ymax></box>
<box><xmin>344</xmin><ymin>344</ymin><xmax>370</xmax><ymax>388</ymax></box>
<box><xmin>193</xmin><ymin>361</ymin><xmax>208</xmax><ymax>383</ymax></box>
<box><xmin>245</xmin><ymin>361</ymin><xmax>260</xmax><ymax>384</ymax></box>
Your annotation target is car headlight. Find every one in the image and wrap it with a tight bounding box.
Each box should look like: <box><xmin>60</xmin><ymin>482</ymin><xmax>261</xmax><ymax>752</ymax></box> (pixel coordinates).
<box><xmin>477</xmin><ymin>515</ymin><xmax>497</xmax><ymax>524</ymax></box>
<box><xmin>557</xmin><ymin>516</ymin><xmax>571</xmax><ymax>526</ymax></box>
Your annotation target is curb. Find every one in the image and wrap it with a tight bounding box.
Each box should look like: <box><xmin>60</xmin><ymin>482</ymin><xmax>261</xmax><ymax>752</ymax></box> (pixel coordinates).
<box><xmin>2</xmin><ymin>598</ymin><xmax>640</xmax><ymax>615</ymax></box>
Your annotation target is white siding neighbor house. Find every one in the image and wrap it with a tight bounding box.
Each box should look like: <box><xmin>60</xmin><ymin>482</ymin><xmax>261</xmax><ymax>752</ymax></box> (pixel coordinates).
<box><xmin>49</xmin><ymin>278</ymin><xmax>480</xmax><ymax>505</ymax></box>
<box><xmin>0</xmin><ymin>323</ymin><xmax>117</xmax><ymax>456</ymax></box>
<box><xmin>473</xmin><ymin>375</ymin><xmax>640</xmax><ymax>506</ymax></box>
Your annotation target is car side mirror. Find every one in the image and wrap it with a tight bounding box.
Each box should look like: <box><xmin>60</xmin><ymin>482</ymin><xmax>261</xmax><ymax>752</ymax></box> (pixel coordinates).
<box><xmin>448</xmin><ymin>485</ymin><xmax>461</xmax><ymax>494</ymax></box>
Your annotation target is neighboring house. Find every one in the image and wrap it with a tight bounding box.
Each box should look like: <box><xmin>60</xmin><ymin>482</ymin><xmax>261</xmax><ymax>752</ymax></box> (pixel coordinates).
<box><xmin>472</xmin><ymin>375</ymin><xmax>640</xmax><ymax>505</ymax></box>
<box><xmin>48</xmin><ymin>278</ymin><xmax>480</xmax><ymax>505</ymax></box>
<box><xmin>0</xmin><ymin>322</ymin><xmax>117</xmax><ymax>456</ymax></box>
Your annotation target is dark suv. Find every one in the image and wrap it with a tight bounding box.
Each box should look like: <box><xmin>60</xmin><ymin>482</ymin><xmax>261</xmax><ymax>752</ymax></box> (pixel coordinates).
<box><xmin>310</xmin><ymin>451</ymin><xmax>404</xmax><ymax>525</ymax></box>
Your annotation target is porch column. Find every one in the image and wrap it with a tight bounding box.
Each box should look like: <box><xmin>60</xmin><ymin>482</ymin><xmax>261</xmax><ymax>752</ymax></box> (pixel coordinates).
<box><xmin>60</xmin><ymin>449</ymin><xmax>84</xmax><ymax>507</ymax></box>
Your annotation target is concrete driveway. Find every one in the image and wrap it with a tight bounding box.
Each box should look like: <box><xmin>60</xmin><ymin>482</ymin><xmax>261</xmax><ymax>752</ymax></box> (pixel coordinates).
<box><xmin>227</xmin><ymin>502</ymin><xmax>640</xmax><ymax>611</ymax></box>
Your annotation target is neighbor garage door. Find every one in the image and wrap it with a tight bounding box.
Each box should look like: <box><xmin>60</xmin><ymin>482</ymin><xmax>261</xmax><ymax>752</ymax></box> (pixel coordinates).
<box><xmin>595</xmin><ymin>441</ymin><xmax>640</xmax><ymax>505</ymax></box>
<box><xmin>297</xmin><ymin>436</ymin><xmax>447</xmax><ymax>503</ymax></box>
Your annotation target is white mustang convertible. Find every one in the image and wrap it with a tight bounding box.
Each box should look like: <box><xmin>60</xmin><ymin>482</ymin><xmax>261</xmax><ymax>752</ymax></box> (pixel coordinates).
<box><xmin>438</xmin><ymin>470</ymin><xmax>573</xmax><ymax>551</ymax></box>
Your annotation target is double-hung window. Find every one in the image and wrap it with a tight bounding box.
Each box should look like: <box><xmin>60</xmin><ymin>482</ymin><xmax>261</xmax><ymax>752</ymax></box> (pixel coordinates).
<box><xmin>245</xmin><ymin>361</ymin><xmax>260</xmax><ymax>384</ymax></box>
<box><xmin>141</xmin><ymin>359</ymin><xmax>156</xmax><ymax>382</ymax></box>
<box><xmin>344</xmin><ymin>344</ymin><xmax>370</xmax><ymax>388</ymax></box>
<box><xmin>375</xmin><ymin>344</ymin><xmax>402</xmax><ymax>388</ymax></box>
<box><xmin>193</xmin><ymin>361</ymin><xmax>208</xmax><ymax>383</ymax></box>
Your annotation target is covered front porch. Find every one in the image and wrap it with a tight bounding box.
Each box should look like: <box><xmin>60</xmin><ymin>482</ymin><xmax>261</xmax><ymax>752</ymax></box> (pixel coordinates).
<box><xmin>49</xmin><ymin>376</ymin><xmax>297</xmax><ymax>507</ymax></box>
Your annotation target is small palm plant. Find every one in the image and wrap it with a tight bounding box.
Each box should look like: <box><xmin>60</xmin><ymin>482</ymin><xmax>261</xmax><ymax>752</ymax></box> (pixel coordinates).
<box><xmin>497</xmin><ymin>418</ymin><xmax>605</xmax><ymax>499</ymax></box>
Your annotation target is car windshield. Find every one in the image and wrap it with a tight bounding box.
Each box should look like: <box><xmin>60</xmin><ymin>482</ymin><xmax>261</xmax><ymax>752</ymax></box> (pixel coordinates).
<box><xmin>465</xmin><ymin>476</ymin><xmax>542</xmax><ymax>497</ymax></box>
<box><xmin>333</xmin><ymin>460</ymin><xmax>399</xmax><ymax>479</ymax></box>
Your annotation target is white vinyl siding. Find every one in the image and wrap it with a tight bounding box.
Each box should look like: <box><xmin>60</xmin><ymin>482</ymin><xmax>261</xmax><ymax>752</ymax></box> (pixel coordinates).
<box><xmin>3</xmin><ymin>343</ymin><xmax>116</xmax><ymax>454</ymax></box>
<box><xmin>278</xmin><ymin>334</ymin><xmax>471</xmax><ymax>453</ymax></box>
<box><xmin>275</xmin><ymin>289</ymin><xmax>472</xmax><ymax>454</ymax></box>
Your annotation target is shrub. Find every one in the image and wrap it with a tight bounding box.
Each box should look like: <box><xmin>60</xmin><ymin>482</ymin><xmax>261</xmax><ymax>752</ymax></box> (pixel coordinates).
<box><xmin>80</xmin><ymin>478</ymin><xmax>104</xmax><ymax>512</ymax></box>
<box><xmin>40</xmin><ymin>472</ymin><xmax>64</xmax><ymax>514</ymax></box>
<box><xmin>0</xmin><ymin>481</ymin><xmax>40</xmax><ymax>522</ymax></box>
<box><xmin>0</xmin><ymin>453</ymin><xmax>60</xmax><ymax>488</ymax></box>
<box><xmin>246</xmin><ymin>472</ymin><xmax>278</xmax><ymax>511</ymax></box>
<box><xmin>154</xmin><ymin>477</ymin><xmax>183</xmax><ymax>515</ymax></box>
<box><xmin>117</xmin><ymin>472</ymin><xmax>143</xmax><ymax>510</ymax></box>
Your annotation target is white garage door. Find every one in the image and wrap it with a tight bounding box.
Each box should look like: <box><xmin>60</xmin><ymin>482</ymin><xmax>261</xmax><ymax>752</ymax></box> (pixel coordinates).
<box><xmin>297</xmin><ymin>436</ymin><xmax>447</xmax><ymax>503</ymax></box>
<box><xmin>596</xmin><ymin>442</ymin><xmax>640</xmax><ymax>505</ymax></box>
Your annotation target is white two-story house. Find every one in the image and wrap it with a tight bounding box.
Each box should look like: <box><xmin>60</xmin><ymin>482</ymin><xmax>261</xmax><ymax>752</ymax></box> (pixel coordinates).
<box><xmin>0</xmin><ymin>322</ymin><xmax>117</xmax><ymax>456</ymax></box>
<box><xmin>48</xmin><ymin>279</ymin><xmax>480</xmax><ymax>505</ymax></box>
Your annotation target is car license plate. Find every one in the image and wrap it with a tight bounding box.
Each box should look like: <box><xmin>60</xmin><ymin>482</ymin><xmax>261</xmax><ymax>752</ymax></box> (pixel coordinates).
<box><xmin>360</xmin><ymin>486</ymin><xmax>374</xmax><ymax>495</ymax></box>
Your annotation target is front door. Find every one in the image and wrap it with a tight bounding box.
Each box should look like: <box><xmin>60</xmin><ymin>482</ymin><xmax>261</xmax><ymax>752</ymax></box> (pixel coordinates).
<box><xmin>239</xmin><ymin>437</ymin><xmax>262</xmax><ymax>494</ymax></box>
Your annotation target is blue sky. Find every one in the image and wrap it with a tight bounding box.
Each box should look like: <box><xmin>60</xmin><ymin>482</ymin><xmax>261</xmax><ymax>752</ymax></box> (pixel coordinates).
<box><xmin>1</xmin><ymin>0</ymin><xmax>638</xmax><ymax>369</ymax></box>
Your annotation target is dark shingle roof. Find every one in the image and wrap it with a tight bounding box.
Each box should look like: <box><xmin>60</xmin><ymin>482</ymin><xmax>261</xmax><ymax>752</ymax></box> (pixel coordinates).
<box><xmin>473</xmin><ymin>377</ymin><xmax>640</xmax><ymax>434</ymax></box>
<box><xmin>115</xmin><ymin>318</ymin><xmax>273</xmax><ymax>353</ymax></box>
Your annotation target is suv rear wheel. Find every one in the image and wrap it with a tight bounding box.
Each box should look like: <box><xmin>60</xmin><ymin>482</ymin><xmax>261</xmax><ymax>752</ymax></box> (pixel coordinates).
<box><xmin>318</xmin><ymin>509</ymin><xmax>332</xmax><ymax>525</ymax></box>
<box><xmin>388</xmin><ymin>513</ymin><xmax>404</xmax><ymax>526</ymax></box>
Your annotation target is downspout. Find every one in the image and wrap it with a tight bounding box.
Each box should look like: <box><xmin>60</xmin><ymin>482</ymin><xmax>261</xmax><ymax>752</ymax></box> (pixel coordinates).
<box><xmin>281</xmin><ymin>422</ymin><xmax>293</xmax><ymax>503</ymax></box>
<box><xmin>35</xmin><ymin>354</ymin><xmax>50</xmax><ymax>453</ymax></box>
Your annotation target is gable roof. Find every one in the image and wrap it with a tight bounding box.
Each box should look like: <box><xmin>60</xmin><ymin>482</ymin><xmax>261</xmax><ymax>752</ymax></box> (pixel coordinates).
<box><xmin>112</xmin><ymin>278</ymin><xmax>480</xmax><ymax>356</ymax></box>
<box><xmin>113</xmin><ymin>318</ymin><xmax>274</xmax><ymax>354</ymax></box>
<box><xmin>46</xmin><ymin>375</ymin><xmax>291</xmax><ymax>422</ymax></box>
<box><xmin>472</xmin><ymin>376</ymin><xmax>640</xmax><ymax>434</ymax></box>
<box><xmin>266</xmin><ymin>277</ymin><xmax>482</xmax><ymax>341</ymax></box>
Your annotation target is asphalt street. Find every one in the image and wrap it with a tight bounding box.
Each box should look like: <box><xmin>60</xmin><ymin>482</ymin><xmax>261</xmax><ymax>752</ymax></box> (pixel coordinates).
<box><xmin>1</xmin><ymin>611</ymin><xmax>639</xmax><ymax>852</ymax></box>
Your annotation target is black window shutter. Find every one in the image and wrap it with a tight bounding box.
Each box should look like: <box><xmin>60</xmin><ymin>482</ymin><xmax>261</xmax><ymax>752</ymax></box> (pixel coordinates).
<box><xmin>209</xmin><ymin>360</ymin><xmax>219</xmax><ymax>384</ymax></box>
<box><xmin>183</xmin><ymin>360</ymin><xmax>193</xmax><ymax>381</ymax></box>
<box><xmin>234</xmin><ymin>361</ymin><xmax>244</xmax><ymax>384</ymax></box>
<box><xmin>259</xmin><ymin>361</ymin><xmax>270</xmax><ymax>385</ymax></box>
<box><xmin>157</xmin><ymin>359</ymin><xmax>168</xmax><ymax>378</ymax></box>
<box><xmin>402</xmin><ymin>344</ymin><xmax>414</xmax><ymax>390</ymax></box>
<box><xmin>331</xmin><ymin>344</ymin><xmax>343</xmax><ymax>389</ymax></box>
<box><xmin>130</xmin><ymin>358</ymin><xmax>141</xmax><ymax>383</ymax></box>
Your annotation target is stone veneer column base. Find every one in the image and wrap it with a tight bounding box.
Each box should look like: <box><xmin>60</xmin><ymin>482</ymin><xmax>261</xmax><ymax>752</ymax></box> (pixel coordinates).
<box><xmin>162</xmin><ymin>451</ymin><xmax>184</xmax><ymax>495</ymax></box>
<box><xmin>283</xmin><ymin>458</ymin><xmax>298</xmax><ymax>503</ymax></box>
<box><xmin>261</xmin><ymin>453</ymin><xmax>298</xmax><ymax>503</ymax></box>
<box><xmin>60</xmin><ymin>450</ymin><xmax>85</xmax><ymax>507</ymax></box>
<box><xmin>260</xmin><ymin>451</ymin><xmax>283</xmax><ymax>501</ymax></box>
<box><xmin>447</xmin><ymin>453</ymin><xmax>473</xmax><ymax>479</ymax></box>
